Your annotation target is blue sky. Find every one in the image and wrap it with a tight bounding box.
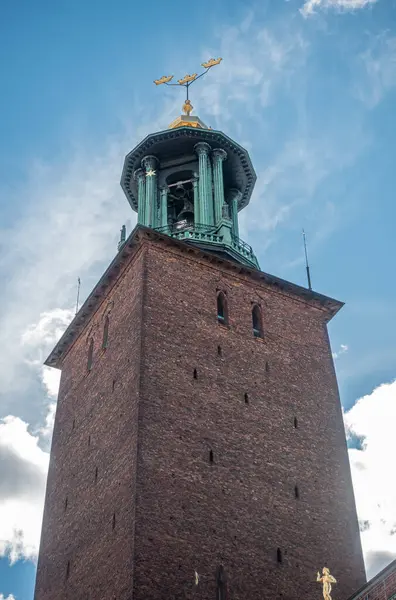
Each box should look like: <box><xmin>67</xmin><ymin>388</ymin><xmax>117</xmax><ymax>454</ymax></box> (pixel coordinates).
<box><xmin>1</xmin><ymin>0</ymin><xmax>396</xmax><ymax>598</ymax></box>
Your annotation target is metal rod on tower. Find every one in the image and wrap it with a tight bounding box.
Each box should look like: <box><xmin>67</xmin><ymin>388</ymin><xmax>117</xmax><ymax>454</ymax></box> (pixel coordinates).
<box><xmin>302</xmin><ymin>229</ymin><xmax>312</xmax><ymax>291</ymax></box>
<box><xmin>75</xmin><ymin>277</ymin><xmax>81</xmax><ymax>315</ymax></box>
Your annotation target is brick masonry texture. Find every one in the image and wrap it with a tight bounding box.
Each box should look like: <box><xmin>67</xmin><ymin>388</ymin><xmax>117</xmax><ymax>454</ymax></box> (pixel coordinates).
<box><xmin>34</xmin><ymin>232</ymin><xmax>366</xmax><ymax>600</ymax></box>
<box><xmin>348</xmin><ymin>560</ymin><xmax>396</xmax><ymax>600</ymax></box>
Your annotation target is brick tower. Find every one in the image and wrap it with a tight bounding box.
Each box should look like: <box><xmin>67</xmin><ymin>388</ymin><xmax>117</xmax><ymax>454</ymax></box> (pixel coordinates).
<box><xmin>34</xmin><ymin>106</ymin><xmax>366</xmax><ymax>600</ymax></box>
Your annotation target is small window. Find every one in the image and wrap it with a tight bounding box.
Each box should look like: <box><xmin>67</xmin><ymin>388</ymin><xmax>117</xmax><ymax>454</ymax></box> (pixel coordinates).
<box><xmin>102</xmin><ymin>315</ymin><xmax>109</xmax><ymax>350</ymax></box>
<box><xmin>87</xmin><ymin>338</ymin><xmax>94</xmax><ymax>371</ymax></box>
<box><xmin>277</xmin><ymin>548</ymin><xmax>282</xmax><ymax>563</ymax></box>
<box><xmin>217</xmin><ymin>345</ymin><xmax>222</xmax><ymax>357</ymax></box>
<box><xmin>252</xmin><ymin>305</ymin><xmax>263</xmax><ymax>338</ymax></box>
<box><xmin>295</xmin><ymin>485</ymin><xmax>299</xmax><ymax>499</ymax></box>
<box><xmin>112</xmin><ymin>513</ymin><xmax>116</xmax><ymax>530</ymax></box>
<box><xmin>294</xmin><ymin>417</ymin><xmax>298</xmax><ymax>429</ymax></box>
<box><xmin>244</xmin><ymin>393</ymin><xmax>249</xmax><ymax>404</ymax></box>
<box><xmin>66</xmin><ymin>561</ymin><xmax>70</xmax><ymax>580</ymax></box>
<box><xmin>217</xmin><ymin>292</ymin><xmax>228</xmax><ymax>325</ymax></box>
<box><xmin>209</xmin><ymin>450</ymin><xmax>214</xmax><ymax>463</ymax></box>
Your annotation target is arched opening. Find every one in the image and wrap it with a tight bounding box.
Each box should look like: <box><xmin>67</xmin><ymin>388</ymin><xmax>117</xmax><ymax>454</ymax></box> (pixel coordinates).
<box><xmin>252</xmin><ymin>305</ymin><xmax>263</xmax><ymax>338</ymax></box>
<box><xmin>87</xmin><ymin>338</ymin><xmax>94</xmax><ymax>371</ymax></box>
<box><xmin>102</xmin><ymin>315</ymin><xmax>109</xmax><ymax>349</ymax></box>
<box><xmin>166</xmin><ymin>170</ymin><xmax>195</xmax><ymax>231</ymax></box>
<box><xmin>217</xmin><ymin>292</ymin><xmax>228</xmax><ymax>325</ymax></box>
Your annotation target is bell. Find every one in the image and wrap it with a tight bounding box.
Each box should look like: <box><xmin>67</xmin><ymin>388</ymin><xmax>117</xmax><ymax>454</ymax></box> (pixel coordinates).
<box><xmin>177</xmin><ymin>198</ymin><xmax>194</xmax><ymax>221</ymax></box>
<box><xmin>173</xmin><ymin>184</ymin><xmax>185</xmax><ymax>197</ymax></box>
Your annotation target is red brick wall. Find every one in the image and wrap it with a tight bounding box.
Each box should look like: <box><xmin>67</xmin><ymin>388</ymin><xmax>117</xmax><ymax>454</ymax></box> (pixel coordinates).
<box><xmin>352</xmin><ymin>564</ymin><xmax>396</xmax><ymax>600</ymax></box>
<box><xmin>34</xmin><ymin>247</ymin><xmax>146</xmax><ymax>600</ymax></box>
<box><xmin>132</xmin><ymin>239</ymin><xmax>365</xmax><ymax>600</ymax></box>
<box><xmin>34</xmin><ymin>233</ymin><xmax>366</xmax><ymax>600</ymax></box>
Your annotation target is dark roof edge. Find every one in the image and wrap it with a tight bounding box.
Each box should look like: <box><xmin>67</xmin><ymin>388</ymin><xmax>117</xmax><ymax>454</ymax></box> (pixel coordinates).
<box><xmin>346</xmin><ymin>559</ymin><xmax>396</xmax><ymax>600</ymax></box>
<box><xmin>45</xmin><ymin>225</ymin><xmax>343</xmax><ymax>369</ymax></box>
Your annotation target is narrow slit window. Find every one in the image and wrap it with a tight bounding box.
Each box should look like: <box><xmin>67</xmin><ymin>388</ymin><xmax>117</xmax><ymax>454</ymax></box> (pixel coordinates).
<box><xmin>218</xmin><ymin>345</ymin><xmax>222</xmax><ymax>357</ymax></box>
<box><xmin>217</xmin><ymin>292</ymin><xmax>228</xmax><ymax>325</ymax></box>
<box><xmin>112</xmin><ymin>513</ymin><xmax>116</xmax><ymax>530</ymax></box>
<box><xmin>209</xmin><ymin>450</ymin><xmax>214</xmax><ymax>463</ymax></box>
<box><xmin>265</xmin><ymin>361</ymin><xmax>270</xmax><ymax>373</ymax></box>
<box><xmin>64</xmin><ymin>497</ymin><xmax>68</xmax><ymax>512</ymax></box>
<box><xmin>295</xmin><ymin>485</ymin><xmax>299</xmax><ymax>499</ymax></box>
<box><xmin>277</xmin><ymin>548</ymin><xmax>282</xmax><ymax>563</ymax></box>
<box><xmin>102</xmin><ymin>315</ymin><xmax>109</xmax><ymax>350</ymax></box>
<box><xmin>244</xmin><ymin>393</ymin><xmax>249</xmax><ymax>404</ymax></box>
<box><xmin>66</xmin><ymin>561</ymin><xmax>70</xmax><ymax>580</ymax></box>
<box><xmin>294</xmin><ymin>417</ymin><xmax>298</xmax><ymax>429</ymax></box>
<box><xmin>95</xmin><ymin>467</ymin><xmax>98</xmax><ymax>482</ymax></box>
<box><xmin>252</xmin><ymin>305</ymin><xmax>263</xmax><ymax>338</ymax></box>
<box><xmin>112</xmin><ymin>379</ymin><xmax>116</xmax><ymax>392</ymax></box>
<box><xmin>87</xmin><ymin>338</ymin><xmax>94</xmax><ymax>371</ymax></box>
<box><xmin>193</xmin><ymin>368</ymin><xmax>198</xmax><ymax>380</ymax></box>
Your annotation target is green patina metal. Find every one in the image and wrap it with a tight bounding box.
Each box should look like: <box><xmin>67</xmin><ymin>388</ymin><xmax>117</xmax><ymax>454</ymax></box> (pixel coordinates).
<box><xmin>120</xmin><ymin>124</ymin><xmax>259</xmax><ymax>269</ymax></box>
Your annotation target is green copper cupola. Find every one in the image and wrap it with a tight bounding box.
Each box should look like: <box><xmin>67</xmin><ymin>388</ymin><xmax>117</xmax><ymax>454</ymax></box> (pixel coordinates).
<box><xmin>120</xmin><ymin>63</ymin><xmax>258</xmax><ymax>268</ymax></box>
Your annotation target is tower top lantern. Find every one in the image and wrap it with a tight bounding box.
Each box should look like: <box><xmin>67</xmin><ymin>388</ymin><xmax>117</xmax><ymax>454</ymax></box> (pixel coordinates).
<box><xmin>120</xmin><ymin>59</ymin><xmax>259</xmax><ymax>269</ymax></box>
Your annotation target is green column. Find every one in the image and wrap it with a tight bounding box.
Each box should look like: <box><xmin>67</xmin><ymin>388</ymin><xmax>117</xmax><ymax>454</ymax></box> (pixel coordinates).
<box><xmin>228</xmin><ymin>189</ymin><xmax>242</xmax><ymax>238</ymax></box>
<box><xmin>141</xmin><ymin>155</ymin><xmax>158</xmax><ymax>228</ymax></box>
<box><xmin>207</xmin><ymin>155</ymin><xmax>214</xmax><ymax>226</ymax></box>
<box><xmin>193</xmin><ymin>172</ymin><xmax>200</xmax><ymax>225</ymax></box>
<box><xmin>212</xmin><ymin>148</ymin><xmax>227</xmax><ymax>225</ymax></box>
<box><xmin>133</xmin><ymin>168</ymin><xmax>146</xmax><ymax>225</ymax></box>
<box><xmin>194</xmin><ymin>142</ymin><xmax>211</xmax><ymax>226</ymax></box>
<box><xmin>159</xmin><ymin>186</ymin><xmax>169</xmax><ymax>230</ymax></box>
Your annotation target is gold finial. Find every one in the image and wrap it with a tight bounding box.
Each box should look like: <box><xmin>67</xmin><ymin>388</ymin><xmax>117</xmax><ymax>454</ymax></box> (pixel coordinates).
<box><xmin>201</xmin><ymin>57</ymin><xmax>222</xmax><ymax>68</ymax></box>
<box><xmin>178</xmin><ymin>73</ymin><xmax>198</xmax><ymax>85</ymax></box>
<box><xmin>153</xmin><ymin>75</ymin><xmax>174</xmax><ymax>85</ymax></box>
<box><xmin>182</xmin><ymin>99</ymin><xmax>193</xmax><ymax>116</ymax></box>
<box><xmin>317</xmin><ymin>568</ymin><xmax>337</xmax><ymax>600</ymax></box>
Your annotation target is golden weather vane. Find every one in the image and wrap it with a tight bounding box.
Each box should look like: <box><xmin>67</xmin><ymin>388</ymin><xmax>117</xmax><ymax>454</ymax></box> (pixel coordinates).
<box><xmin>317</xmin><ymin>567</ymin><xmax>337</xmax><ymax>600</ymax></box>
<box><xmin>153</xmin><ymin>58</ymin><xmax>223</xmax><ymax>116</ymax></box>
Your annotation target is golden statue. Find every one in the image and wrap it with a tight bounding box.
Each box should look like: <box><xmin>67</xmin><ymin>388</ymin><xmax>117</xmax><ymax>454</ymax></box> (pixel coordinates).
<box><xmin>182</xmin><ymin>99</ymin><xmax>193</xmax><ymax>116</ymax></box>
<box><xmin>317</xmin><ymin>568</ymin><xmax>337</xmax><ymax>600</ymax></box>
<box><xmin>202</xmin><ymin>57</ymin><xmax>222</xmax><ymax>69</ymax></box>
<box><xmin>153</xmin><ymin>75</ymin><xmax>174</xmax><ymax>85</ymax></box>
<box><xmin>178</xmin><ymin>73</ymin><xmax>197</xmax><ymax>85</ymax></box>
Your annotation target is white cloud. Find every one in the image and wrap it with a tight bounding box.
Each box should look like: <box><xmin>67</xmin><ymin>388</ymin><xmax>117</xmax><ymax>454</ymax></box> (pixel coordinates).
<box><xmin>355</xmin><ymin>33</ymin><xmax>396</xmax><ymax>108</ymax></box>
<box><xmin>345</xmin><ymin>380</ymin><xmax>396</xmax><ymax>578</ymax></box>
<box><xmin>0</xmin><ymin>595</ymin><xmax>16</xmax><ymax>600</ymax></box>
<box><xmin>332</xmin><ymin>343</ymin><xmax>349</xmax><ymax>359</ymax></box>
<box><xmin>300</xmin><ymin>0</ymin><xmax>378</xmax><ymax>17</ymax></box>
<box><xmin>197</xmin><ymin>20</ymin><xmax>308</xmax><ymax>124</ymax></box>
<box><xmin>0</xmin><ymin>415</ymin><xmax>49</xmax><ymax>563</ymax></box>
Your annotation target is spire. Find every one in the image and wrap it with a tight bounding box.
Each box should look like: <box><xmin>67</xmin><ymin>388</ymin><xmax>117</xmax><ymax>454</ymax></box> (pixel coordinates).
<box><xmin>153</xmin><ymin>58</ymin><xmax>222</xmax><ymax>129</ymax></box>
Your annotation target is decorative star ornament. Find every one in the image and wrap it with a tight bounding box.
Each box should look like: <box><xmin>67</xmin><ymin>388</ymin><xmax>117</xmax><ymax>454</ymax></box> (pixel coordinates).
<box><xmin>146</xmin><ymin>169</ymin><xmax>156</xmax><ymax>177</ymax></box>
